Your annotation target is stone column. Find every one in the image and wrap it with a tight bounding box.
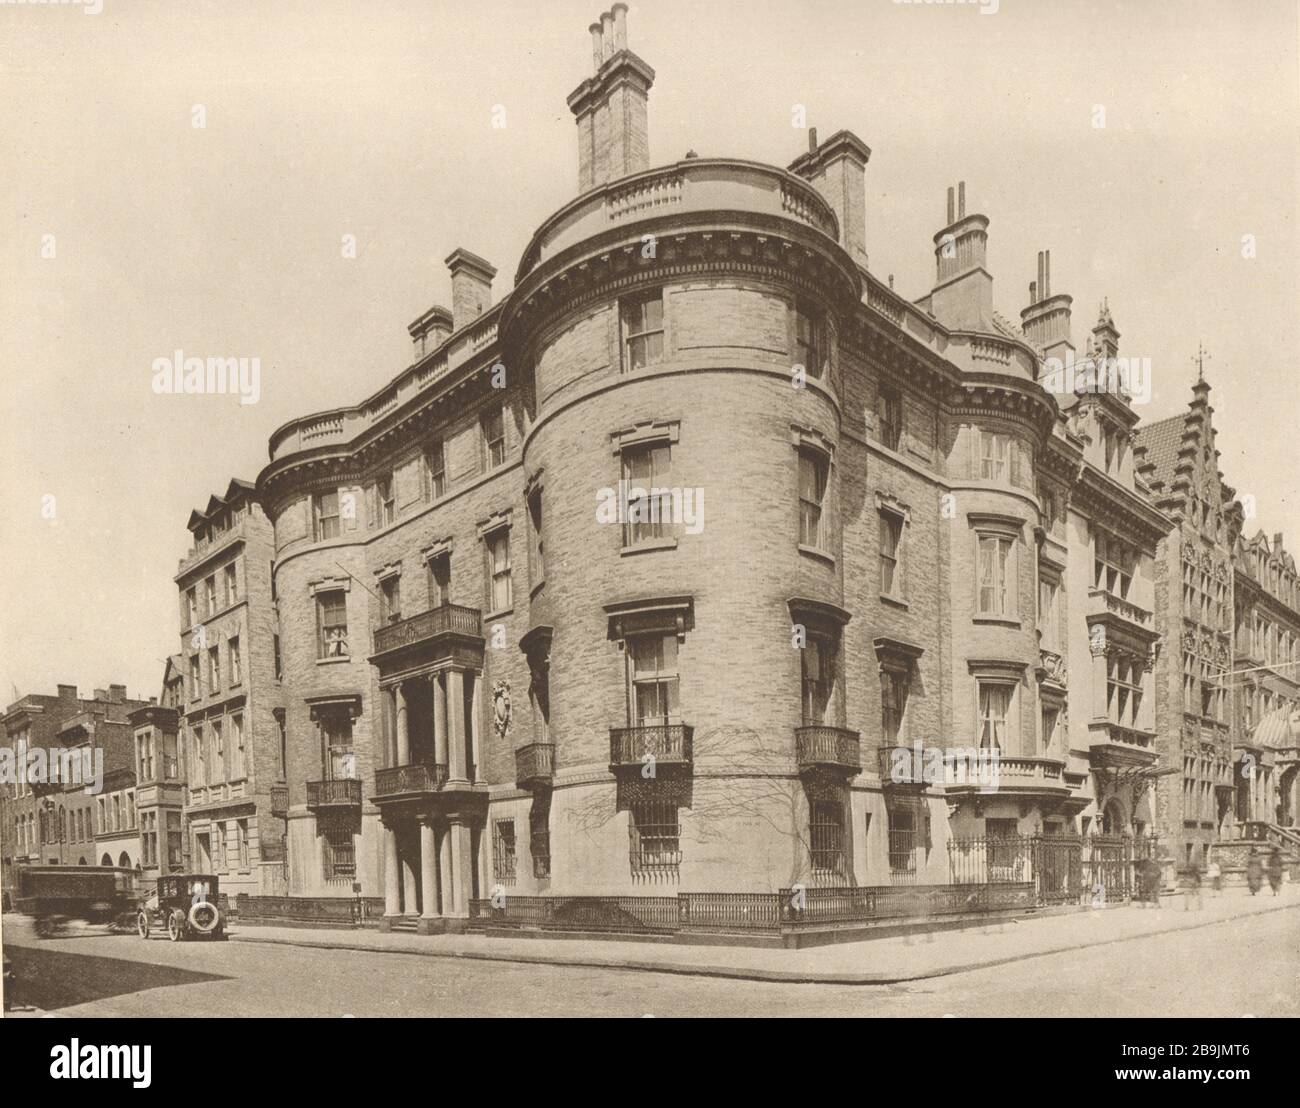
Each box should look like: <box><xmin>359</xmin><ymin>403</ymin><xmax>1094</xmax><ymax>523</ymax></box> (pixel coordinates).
<box><xmin>401</xmin><ymin>838</ymin><xmax>418</xmax><ymax>915</ymax></box>
<box><xmin>433</xmin><ymin>672</ymin><xmax>449</xmax><ymax>769</ymax></box>
<box><xmin>417</xmin><ymin>819</ymin><xmax>440</xmax><ymax>933</ymax></box>
<box><xmin>438</xmin><ymin>823</ymin><xmax>453</xmax><ymax>918</ymax></box>
<box><xmin>447</xmin><ymin>669</ymin><xmax>467</xmax><ymax>783</ymax></box>
<box><xmin>395</xmin><ymin>681</ymin><xmax>410</xmax><ymax>766</ymax></box>
<box><xmin>468</xmin><ymin>672</ymin><xmax>482</xmax><ymax>782</ymax></box>
<box><xmin>446</xmin><ymin>818</ymin><xmax>473</xmax><ymax>923</ymax></box>
<box><xmin>381</xmin><ymin>823</ymin><xmax>400</xmax><ymax>927</ymax></box>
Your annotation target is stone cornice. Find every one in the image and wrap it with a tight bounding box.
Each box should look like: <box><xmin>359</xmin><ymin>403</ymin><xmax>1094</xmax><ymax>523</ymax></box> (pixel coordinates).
<box><xmin>501</xmin><ymin>217</ymin><xmax>861</xmax><ymax>361</ymax></box>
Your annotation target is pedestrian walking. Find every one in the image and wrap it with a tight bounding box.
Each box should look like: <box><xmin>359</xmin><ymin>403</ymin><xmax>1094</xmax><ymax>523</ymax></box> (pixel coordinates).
<box><xmin>1183</xmin><ymin>856</ymin><xmax>1202</xmax><ymax>911</ymax></box>
<box><xmin>1267</xmin><ymin>847</ymin><xmax>1284</xmax><ymax>896</ymax></box>
<box><xmin>1206</xmin><ymin>858</ymin><xmax>1222</xmax><ymax>896</ymax></box>
<box><xmin>1246</xmin><ymin>852</ymin><xmax>1264</xmax><ymax>895</ymax></box>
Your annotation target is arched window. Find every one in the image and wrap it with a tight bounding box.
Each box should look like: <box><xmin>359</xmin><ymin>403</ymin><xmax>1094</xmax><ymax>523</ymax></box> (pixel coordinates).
<box><xmin>118</xmin><ymin>852</ymin><xmax>130</xmax><ymax>868</ymax></box>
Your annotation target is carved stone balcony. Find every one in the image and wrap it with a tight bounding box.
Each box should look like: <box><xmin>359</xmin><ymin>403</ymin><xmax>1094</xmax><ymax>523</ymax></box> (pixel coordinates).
<box><xmin>269</xmin><ymin>784</ymin><xmax>289</xmax><ymax>818</ymax></box>
<box><xmin>515</xmin><ymin>743</ymin><xmax>555</xmax><ymax>790</ymax></box>
<box><xmin>609</xmin><ymin>724</ymin><xmax>693</xmax><ymax>772</ymax></box>
<box><xmin>373</xmin><ymin>761</ymin><xmax>448</xmax><ymax>800</ymax></box>
<box><xmin>306</xmin><ymin>778</ymin><xmax>362</xmax><ymax>812</ymax></box>
<box><xmin>1085</xmin><ymin>588</ymin><xmax>1159</xmax><ymax>650</ymax></box>
<box><xmin>944</xmin><ymin>756</ymin><xmax>1074</xmax><ymax>807</ymax></box>
<box><xmin>370</xmin><ymin>604</ymin><xmax>483</xmax><ymax>672</ymax></box>
<box><xmin>1088</xmin><ymin>722</ymin><xmax>1160</xmax><ymax>769</ymax></box>
<box><xmin>795</xmin><ymin>726</ymin><xmax>861</xmax><ymax>777</ymax></box>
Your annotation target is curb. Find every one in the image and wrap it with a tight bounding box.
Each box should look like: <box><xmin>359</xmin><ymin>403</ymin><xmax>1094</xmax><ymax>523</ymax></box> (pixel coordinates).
<box><xmin>228</xmin><ymin>897</ymin><xmax>1300</xmax><ymax>986</ymax></box>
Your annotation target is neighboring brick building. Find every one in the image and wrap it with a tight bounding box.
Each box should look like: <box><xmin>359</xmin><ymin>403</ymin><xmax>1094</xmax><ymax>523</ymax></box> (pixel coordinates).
<box><xmin>1230</xmin><ymin>531</ymin><xmax>1300</xmax><ymax>829</ymax></box>
<box><xmin>174</xmin><ymin>480</ymin><xmax>287</xmax><ymax>896</ymax></box>
<box><xmin>129</xmin><ymin>659</ymin><xmax>189</xmax><ymax>885</ymax></box>
<box><xmin>0</xmin><ymin>685</ymin><xmax>148</xmax><ymax>884</ymax></box>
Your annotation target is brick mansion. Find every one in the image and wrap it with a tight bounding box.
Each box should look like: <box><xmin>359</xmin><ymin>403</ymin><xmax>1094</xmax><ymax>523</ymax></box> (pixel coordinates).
<box><xmin>4</xmin><ymin>7</ymin><xmax>1298</xmax><ymax>933</ymax></box>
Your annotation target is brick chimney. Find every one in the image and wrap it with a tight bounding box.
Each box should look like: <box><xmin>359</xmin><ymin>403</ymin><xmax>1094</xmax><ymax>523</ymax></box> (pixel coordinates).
<box><xmin>445</xmin><ymin>249</ymin><xmax>496</xmax><ymax>331</ymax></box>
<box><xmin>568</xmin><ymin>5</ymin><xmax>655</xmax><ymax>192</ymax></box>
<box><xmin>108</xmin><ymin>684</ymin><xmax>126</xmax><ymax>703</ymax></box>
<box><xmin>408</xmin><ymin>304</ymin><xmax>453</xmax><ymax>360</ymax></box>
<box><xmin>57</xmin><ymin>684</ymin><xmax>77</xmax><ymax>701</ymax></box>
<box><xmin>929</xmin><ymin>182</ymin><xmax>995</xmax><ymax>332</ymax></box>
<box><xmin>1020</xmin><ymin>249</ymin><xmax>1073</xmax><ymax>368</ymax></box>
<box><xmin>788</xmin><ymin>128</ymin><xmax>871</xmax><ymax>266</ymax></box>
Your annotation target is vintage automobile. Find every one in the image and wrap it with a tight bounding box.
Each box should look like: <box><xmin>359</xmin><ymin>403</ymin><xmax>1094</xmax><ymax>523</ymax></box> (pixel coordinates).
<box><xmin>136</xmin><ymin>874</ymin><xmax>226</xmax><ymax>942</ymax></box>
<box><xmin>12</xmin><ymin>865</ymin><xmax>137</xmax><ymax>937</ymax></box>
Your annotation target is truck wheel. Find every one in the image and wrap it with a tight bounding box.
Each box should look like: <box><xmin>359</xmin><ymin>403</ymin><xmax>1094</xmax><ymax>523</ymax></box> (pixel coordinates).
<box><xmin>167</xmin><ymin>910</ymin><xmax>186</xmax><ymax>942</ymax></box>
<box><xmin>137</xmin><ymin>910</ymin><xmax>151</xmax><ymax>939</ymax></box>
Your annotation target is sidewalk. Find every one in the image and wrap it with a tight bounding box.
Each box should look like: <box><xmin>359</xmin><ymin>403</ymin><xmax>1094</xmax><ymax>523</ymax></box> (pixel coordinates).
<box><xmin>229</xmin><ymin>884</ymin><xmax>1300</xmax><ymax>984</ymax></box>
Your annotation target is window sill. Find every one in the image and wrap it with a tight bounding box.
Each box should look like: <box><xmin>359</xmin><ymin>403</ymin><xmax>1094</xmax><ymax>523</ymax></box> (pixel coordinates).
<box><xmin>798</xmin><ymin>543</ymin><xmax>835</xmax><ymax>568</ymax></box>
<box><xmin>485</xmin><ymin>607</ymin><xmax>515</xmax><ymax>622</ymax></box>
<box><xmin>880</xmin><ymin>593</ymin><xmax>909</xmax><ymax>612</ymax></box>
<box><xmin>621</xmin><ymin>537</ymin><xmax>678</xmax><ymax>557</ymax></box>
<box><xmin>972</xmin><ymin>615</ymin><xmax>1021</xmax><ymax>629</ymax></box>
<box><xmin>316</xmin><ymin>656</ymin><xmax>353</xmax><ymax>666</ymax></box>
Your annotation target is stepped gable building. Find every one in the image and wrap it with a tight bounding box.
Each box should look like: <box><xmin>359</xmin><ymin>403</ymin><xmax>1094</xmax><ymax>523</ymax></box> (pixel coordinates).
<box><xmin>174</xmin><ymin>479</ymin><xmax>287</xmax><ymax>896</ymax></box>
<box><xmin>1231</xmin><ymin>531</ymin><xmax>1300</xmax><ymax>830</ymax></box>
<box><xmin>239</xmin><ymin>7</ymin><xmax>1191</xmax><ymax>931</ymax></box>
<box><xmin>1133</xmin><ymin>378</ymin><xmax>1246</xmax><ymax>871</ymax></box>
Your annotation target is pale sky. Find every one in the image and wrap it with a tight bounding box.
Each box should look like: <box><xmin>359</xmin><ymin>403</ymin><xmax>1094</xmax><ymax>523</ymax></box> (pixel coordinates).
<box><xmin>2</xmin><ymin>0</ymin><xmax>1298</xmax><ymax>701</ymax></box>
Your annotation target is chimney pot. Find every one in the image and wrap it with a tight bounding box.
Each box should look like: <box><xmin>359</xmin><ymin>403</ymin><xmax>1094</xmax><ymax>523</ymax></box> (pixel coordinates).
<box><xmin>612</xmin><ymin>2</ymin><xmax>628</xmax><ymax>50</ymax></box>
<box><xmin>1029</xmin><ymin>281</ymin><xmax>1037</xmax><ymax>304</ymax></box>
<box><xmin>600</xmin><ymin>11</ymin><xmax>614</xmax><ymax>60</ymax></box>
<box><xmin>808</xmin><ymin>127</ymin><xmax>818</xmax><ymax>153</ymax></box>
<box><xmin>589</xmin><ymin>22</ymin><xmax>603</xmax><ymax>70</ymax></box>
<box><xmin>1045</xmin><ymin>250</ymin><xmax>1052</xmax><ymax>297</ymax></box>
<box><xmin>947</xmin><ymin>186</ymin><xmax>955</xmax><ymax>226</ymax></box>
<box><xmin>958</xmin><ymin>181</ymin><xmax>966</xmax><ymax>219</ymax></box>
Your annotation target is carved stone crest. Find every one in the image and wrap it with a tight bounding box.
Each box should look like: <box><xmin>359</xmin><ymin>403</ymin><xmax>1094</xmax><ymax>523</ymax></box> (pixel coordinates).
<box><xmin>492</xmin><ymin>679</ymin><xmax>512</xmax><ymax>738</ymax></box>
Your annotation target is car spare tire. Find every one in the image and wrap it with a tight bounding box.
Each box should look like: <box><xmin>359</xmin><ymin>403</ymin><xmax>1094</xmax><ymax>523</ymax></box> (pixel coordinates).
<box><xmin>189</xmin><ymin>901</ymin><xmax>219</xmax><ymax>933</ymax></box>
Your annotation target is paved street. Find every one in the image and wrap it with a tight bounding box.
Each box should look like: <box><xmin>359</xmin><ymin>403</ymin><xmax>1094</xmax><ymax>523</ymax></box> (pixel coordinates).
<box><xmin>4</xmin><ymin>906</ymin><xmax>1298</xmax><ymax>1017</ymax></box>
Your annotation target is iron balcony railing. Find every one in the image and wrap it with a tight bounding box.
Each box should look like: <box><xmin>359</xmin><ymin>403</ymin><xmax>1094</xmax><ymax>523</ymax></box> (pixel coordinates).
<box><xmin>372</xmin><ymin>603</ymin><xmax>482</xmax><ymax>656</ymax></box>
<box><xmin>514</xmin><ymin>743</ymin><xmax>555</xmax><ymax>788</ymax></box>
<box><xmin>795</xmin><ymin>726</ymin><xmax>861</xmax><ymax>774</ymax></box>
<box><xmin>609</xmin><ymin>724</ymin><xmax>693</xmax><ymax>769</ymax></box>
<box><xmin>373</xmin><ymin>761</ymin><xmax>449</xmax><ymax>798</ymax></box>
<box><xmin>306</xmin><ymin>778</ymin><xmax>362</xmax><ymax>809</ymax></box>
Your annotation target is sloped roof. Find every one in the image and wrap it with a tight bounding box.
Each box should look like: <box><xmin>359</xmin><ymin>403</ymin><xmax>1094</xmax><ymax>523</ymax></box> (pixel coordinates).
<box><xmin>1252</xmin><ymin>706</ymin><xmax>1300</xmax><ymax>751</ymax></box>
<box><xmin>1133</xmin><ymin>412</ymin><xmax>1186</xmax><ymax>493</ymax></box>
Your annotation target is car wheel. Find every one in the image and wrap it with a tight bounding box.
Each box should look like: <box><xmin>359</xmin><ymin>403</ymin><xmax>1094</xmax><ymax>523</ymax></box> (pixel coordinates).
<box><xmin>167</xmin><ymin>910</ymin><xmax>186</xmax><ymax>942</ymax></box>
<box><xmin>136</xmin><ymin>910</ymin><xmax>150</xmax><ymax>939</ymax></box>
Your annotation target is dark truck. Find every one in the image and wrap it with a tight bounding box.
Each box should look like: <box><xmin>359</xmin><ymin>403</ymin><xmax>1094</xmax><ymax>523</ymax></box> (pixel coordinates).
<box><xmin>12</xmin><ymin>865</ymin><xmax>138</xmax><ymax>937</ymax></box>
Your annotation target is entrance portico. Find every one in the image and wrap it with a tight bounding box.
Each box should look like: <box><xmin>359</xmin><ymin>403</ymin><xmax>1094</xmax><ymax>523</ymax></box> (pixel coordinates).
<box><xmin>369</xmin><ymin>602</ymin><xmax>488</xmax><ymax>933</ymax></box>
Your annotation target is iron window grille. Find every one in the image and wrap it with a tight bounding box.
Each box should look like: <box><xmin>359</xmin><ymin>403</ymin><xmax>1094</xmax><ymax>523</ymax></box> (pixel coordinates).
<box><xmin>493</xmin><ymin>820</ymin><xmax>518</xmax><ymax>885</ymax></box>
<box><xmin>629</xmin><ymin>798</ymin><xmax>681</xmax><ymax>881</ymax></box>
